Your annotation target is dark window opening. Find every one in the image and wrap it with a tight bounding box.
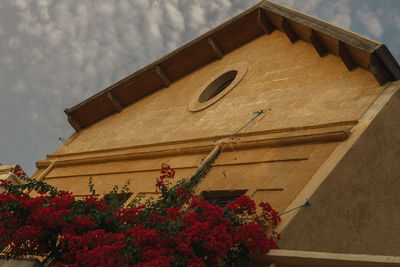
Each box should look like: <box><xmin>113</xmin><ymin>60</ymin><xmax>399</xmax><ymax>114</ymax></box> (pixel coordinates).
<box><xmin>198</xmin><ymin>70</ymin><xmax>238</xmax><ymax>103</ymax></box>
<box><xmin>197</xmin><ymin>190</ymin><xmax>247</xmax><ymax>213</ymax></box>
<box><xmin>103</xmin><ymin>192</ymin><xmax>132</xmax><ymax>208</ymax></box>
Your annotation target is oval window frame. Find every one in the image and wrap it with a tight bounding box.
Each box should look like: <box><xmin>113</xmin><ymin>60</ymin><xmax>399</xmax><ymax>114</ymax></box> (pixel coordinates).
<box><xmin>188</xmin><ymin>62</ymin><xmax>248</xmax><ymax>112</ymax></box>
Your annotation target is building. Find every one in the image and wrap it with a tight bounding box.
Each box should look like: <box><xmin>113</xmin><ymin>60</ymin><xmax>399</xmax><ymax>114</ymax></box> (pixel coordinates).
<box><xmin>30</xmin><ymin>1</ymin><xmax>400</xmax><ymax>266</ymax></box>
<box><xmin>0</xmin><ymin>164</ymin><xmax>27</xmax><ymax>193</ymax></box>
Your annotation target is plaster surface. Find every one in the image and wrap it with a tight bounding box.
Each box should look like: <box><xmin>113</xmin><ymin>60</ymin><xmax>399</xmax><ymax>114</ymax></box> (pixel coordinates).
<box><xmin>278</xmin><ymin>86</ymin><xmax>400</xmax><ymax>255</ymax></box>
<box><xmin>33</xmin><ymin>29</ymin><xmax>385</xmax><ymax>215</ymax></box>
<box><xmin>55</xmin><ymin>30</ymin><xmax>381</xmax><ymax>154</ymax></box>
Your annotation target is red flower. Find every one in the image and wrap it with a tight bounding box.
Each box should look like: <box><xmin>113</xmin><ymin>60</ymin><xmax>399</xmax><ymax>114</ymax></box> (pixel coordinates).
<box><xmin>156</xmin><ymin>164</ymin><xmax>175</xmax><ymax>191</ymax></box>
<box><xmin>259</xmin><ymin>202</ymin><xmax>281</xmax><ymax>225</ymax></box>
<box><xmin>115</xmin><ymin>205</ymin><xmax>144</xmax><ymax>223</ymax></box>
<box><xmin>0</xmin><ymin>164</ymin><xmax>280</xmax><ymax>266</ymax></box>
<box><xmin>166</xmin><ymin>207</ymin><xmax>182</xmax><ymax>220</ymax></box>
<box><xmin>187</xmin><ymin>257</ymin><xmax>206</xmax><ymax>267</ymax></box>
<box><xmin>226</xmin><ymin>195</ymin><xmax>256</xmax><ymax>215</ymax></box>
<box><xmin>125</xmin><ymin>224</ymin><xmax>159</xmax><ymax>246</ymax></box>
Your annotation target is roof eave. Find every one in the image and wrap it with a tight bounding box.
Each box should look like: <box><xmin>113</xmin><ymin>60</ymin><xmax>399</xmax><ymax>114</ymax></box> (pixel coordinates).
<box><xmin>64</xmin><ymin>0</ymin><xmax>400</xmax><ymax>132</ymax></box>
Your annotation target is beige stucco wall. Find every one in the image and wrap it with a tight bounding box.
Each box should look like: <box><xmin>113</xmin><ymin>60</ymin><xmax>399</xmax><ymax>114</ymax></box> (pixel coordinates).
<box><xmin>55</xmin><ymin>30</ymin><xmax>380</xmax><ymax>154</ymax></box>
<box><xmin>278</xmin><ymin>83</ymin><xmax>400</xmax><ymax>255</ymax></box>
<box><xmin>33</xmin><ymin>30</ymin><xmax>385</xmax><ymax>214</ymax></box>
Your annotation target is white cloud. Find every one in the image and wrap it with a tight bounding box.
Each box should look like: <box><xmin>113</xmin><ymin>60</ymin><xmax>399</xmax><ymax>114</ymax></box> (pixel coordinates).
<box><xmin>274</xmin><ymin>0</ymin><xmax>321</xmax><ymax>15</ymax></box>
<box><xmin>13</xmin><ymin>0</ymin><xmax>30</xmax><ymax>10</ymax></box>
<box><xmin>2</xmin><ymin>56</ymin><xmax>15</xmax><ymax>70</ymax></box>
<box><xmin>321</xmin><ymin>2</ymin><xmax>352</xmax><ymax>29</ymax></box>
<box><xmin>37</xmin><ymin>0</ymin><xmax>50</xmax><ymax>21</ymax></box>
<box><xmin>165</xmin><ymin>2</ymin><xmax>185</xmax><ymax>32</ymax></box>
<box><xmin>94</xmin><ymin>1</ymin><xmax>115</xmax><ymax>17</ymax></box>
<box><xmin>31</xmin><ymin>112</ymin><xmax>39</xmax><ymax>120</ymax></box>
<box><xmin>11</xmin><ymin>81</ymin><xmax>27</xmax><ymax>93</ymax></box>
<box><xmin>188</xmin><ymin>3</ymin><xmax>207</xmax><ymax>30</ymax></box>
<box><xmin>356</xmin><ymin>8</ymin><xmax>383</xmax><ymax>38</ymax></box>
<box><xmin>8</xmin><ymin>37</ymin><xmax>20</xmax><ymax>48</ymax></box>
<box><xmin>275</xmin><ymin>0</ymin><xmax>352</xmax><ymax>30</ymax></box>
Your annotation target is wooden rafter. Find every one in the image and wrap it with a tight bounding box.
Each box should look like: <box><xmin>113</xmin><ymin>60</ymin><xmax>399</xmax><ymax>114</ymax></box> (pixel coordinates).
<box><xmin>107</xmin><ymin>92</ymin><xmax>122</xmax><ymax>112</ymax></box>
<box><xmin>310</xmin><ymin>29</ymin><xmax>328</xmax><ymax>57</ymax></box>
<box><xmin>155</xmin><ymin>66</ymin><xmax>171</xmax><ymax>87</ymax></box>
<box><xmin>337</xmin><ymin>41</ymin><xmax>357</xmax><ymax>71</ymax></box>
<box><xmin>375</xmin><ymin>45</ymin><xmax>400</xmax><ymax>80</ymax></box>
<box><xmin>281</xmin><ymin>17</ymin><xmax>298</xmax><ymax>43</ymax></box>
<box><xmin>65</xmin><ymin>109</ymin><xmax>81</xmax><ymax>132</ymax></box>
<box><xmin>207</xmin><ymin>37</ymin><xmax>223</xmax><ymax>60</ymax></box>
<box><xmin>258</xmin><ymin>8</ymin><xmax>275</xmax><ymax>34</ymax></box>
<box><xmin>369</xmin><ymin>52</ymin><xmax>391</xmax><ymax>85</ymax></box>
<box><xmin>261</xmin><ymin>1</ymin><xmax>380</xmax><ymax>52</ymax></box>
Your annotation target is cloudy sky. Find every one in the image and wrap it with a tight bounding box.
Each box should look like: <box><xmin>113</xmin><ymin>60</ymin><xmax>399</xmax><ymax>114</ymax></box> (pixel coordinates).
<box><xmin>1</xmin><ymin>0</ymin><xmax>399</xmax><ymax>175</ymax></box>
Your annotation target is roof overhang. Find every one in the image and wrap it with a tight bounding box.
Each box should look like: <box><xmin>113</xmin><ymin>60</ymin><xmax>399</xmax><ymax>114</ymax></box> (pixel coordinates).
<box><xmin>64</xmin><ymin>0</ymin><xmax>400</xmax><ymax>132</ymax></box>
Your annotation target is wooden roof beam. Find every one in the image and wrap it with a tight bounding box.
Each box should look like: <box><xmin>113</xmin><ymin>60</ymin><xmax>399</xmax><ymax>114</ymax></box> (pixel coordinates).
<box><xmin>64</xmin><ymin>109</ymin><xmax>81</xmax><ymax>132</ymax></box>
<box><xmin>375</xmin><ymin>45</ymin><xmax>400</xmax><ymax>81</ymax></box>
<box><xmin>107</xmin><ymin>92</ymin><xmax>122</xmax><ymax>112</ymax></box>
<box><xmin>281</xmin><ymin>17</ymin><xmax>298</xmax><ymax>43</ymax></box>
<box><xmin>207</xmin><ymin>37</ymin><xmax>223</xmax><ymax>60</ymax></box>
<box><xmin>310</xmin><ymin>29</ymin><xmax>329</xmax><ymax>57</ymax></box>
<box><xmin>258</xmin><ymin>8</ymin><xmax>275</xmax><ymax>34</ymax></box>
<box><xmin>369</xmin><ymin>52</ymin><xmax>392</xmax><ymax>85</ymax></box>
<box><xmin>337</xmin><ymin>41</ymin><xmax>357</xmax><ymax>71</ymax></box>
<box><xmin>155</xmin><ymin>66</ymin><xmax>171</xmax><ymax>87</ymax></box>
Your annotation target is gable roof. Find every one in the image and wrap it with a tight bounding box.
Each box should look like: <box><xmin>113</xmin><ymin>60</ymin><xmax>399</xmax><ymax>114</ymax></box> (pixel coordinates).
<box><xmin>64</xmin><ymin>0</ymin><xmax>400</xmax><ymax>132</ymax></box>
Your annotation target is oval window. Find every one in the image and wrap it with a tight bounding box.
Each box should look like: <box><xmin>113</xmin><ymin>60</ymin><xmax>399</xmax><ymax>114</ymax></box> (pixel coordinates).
<box><xmin>188</xmin><ymin>62</ymin><xmax>248</xmax><ymax>112</ymax></box>
<box><xmin>198</xmin><ymin>70</ymin><xmax>237</xmax><ymax>103</ymax></box>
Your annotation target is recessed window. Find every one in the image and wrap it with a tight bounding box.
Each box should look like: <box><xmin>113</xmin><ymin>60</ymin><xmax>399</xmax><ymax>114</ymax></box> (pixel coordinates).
<box><xmin>200</xmin><ymin>190</ymin><xmax>247</xmax><ymax>210</ymax></box>
<box><xmin>104</xmin><ymin>192</ymin><xmax>133</xmax><ymax>207</ymax></box>
<box><xmin>198</xmin><ymin>70</ymin><xmax>237</xmax><ymax>103</ymax></box>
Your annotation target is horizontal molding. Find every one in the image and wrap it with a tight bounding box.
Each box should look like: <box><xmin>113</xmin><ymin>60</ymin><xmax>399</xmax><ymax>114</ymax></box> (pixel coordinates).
<box><xmin>45</xmin><ymin>120</ymin><xmax>357</xmax><ymax>162</ymax></box>
<box><xmin>44</xmin><ymin>157</ymin><xmax>308</xmax><ymax>180</ymax></box>
<box><xmin>38</xmin><ymin>128</ymin><xmax>350</xmax><ymax>170</ymax></box>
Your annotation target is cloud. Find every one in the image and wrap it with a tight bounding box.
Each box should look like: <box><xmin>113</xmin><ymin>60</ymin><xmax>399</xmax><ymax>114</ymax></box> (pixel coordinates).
<box><xmin>188</xmin><ymin>3</ymin><xmax>207</xmax><ymax>30</ymax></box>
<box><xmin>321</xmin><ymin>1</ymin><xmax>352</xmax><ymax>29</ymax></box>
<box><xmin>0</xmin><ymin>0</ymin><xmax>259</xmax><ymax>174</ymax></box>
<box><xmin>13</xmin><ymin>0</ymin><xmax>30</xmax><ymax>10</ymax></box>
<box><xmin>11</xmin><ymin>81</ymin><xmax>27</xmax><ymax>93</ymax></box>
<box><xmin>7</xmin><ymin>37</ymin><xmax>20</xmax><ymax>48</ymax></box>
<box><xmin>275</xmin><ymin>0</ymin><xmax>352</xmax><ymax>29</ymax></box>
<box><xmin>356</xmin><ymin>7</ymin><xmax>383</xmax><ymax>38</ymax></box>
<box><xmin>274</xmin><ymin>0</ymin><xmax>322</xmax><ymax>15</ymax></box>
<box><xmin>37</xmin><ymin>0</ymin><xmax>51</xmax><ymax>21</ymax></box>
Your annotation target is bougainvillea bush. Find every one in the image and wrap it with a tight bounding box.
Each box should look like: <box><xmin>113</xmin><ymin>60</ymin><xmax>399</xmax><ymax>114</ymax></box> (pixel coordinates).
<box><xmin>0</xmin><ymin>164</ymin><xmax>280</xmax><ymax>266</ymax></box>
